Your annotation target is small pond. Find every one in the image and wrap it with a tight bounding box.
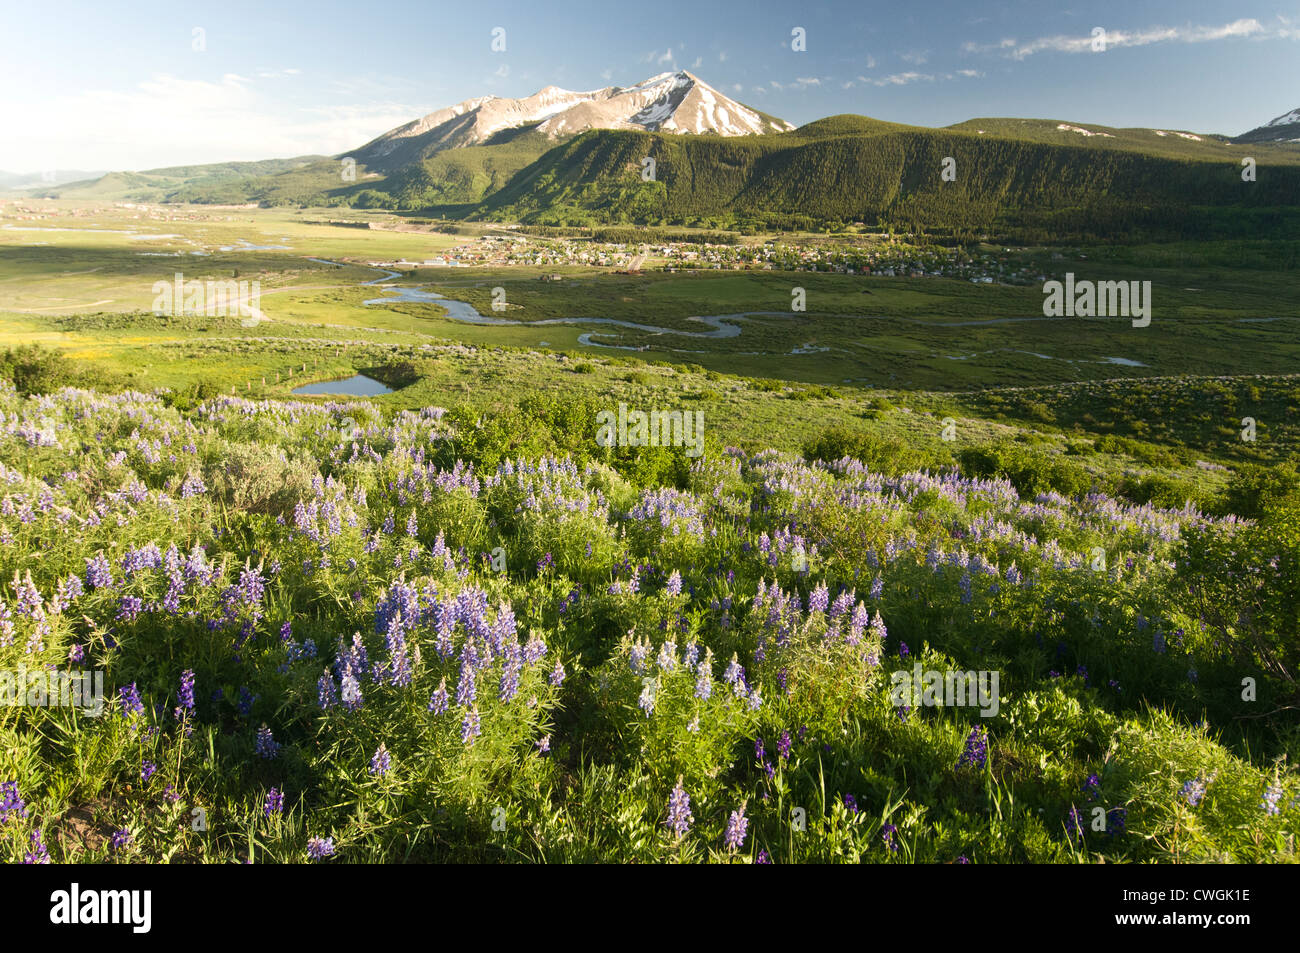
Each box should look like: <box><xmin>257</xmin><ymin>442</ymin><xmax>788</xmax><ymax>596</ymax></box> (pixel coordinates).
<box><xmin>291</xmin><ymin>374</ymin><xmax>392</xmax><ymax>396</ymax></box>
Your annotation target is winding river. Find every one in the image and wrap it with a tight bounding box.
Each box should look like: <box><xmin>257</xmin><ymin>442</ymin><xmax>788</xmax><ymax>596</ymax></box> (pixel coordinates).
<box><xmin>306</xmin><ymin>257</ymin><xmax>1267</xmax><ymax>363</ymax></box>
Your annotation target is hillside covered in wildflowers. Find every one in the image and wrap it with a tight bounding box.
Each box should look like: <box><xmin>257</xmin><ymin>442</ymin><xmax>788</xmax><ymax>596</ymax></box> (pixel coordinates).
<box><xmin>1</xmin><ymin>383</ymin><xmax>1296</xmax><ymax>863</ymax></box>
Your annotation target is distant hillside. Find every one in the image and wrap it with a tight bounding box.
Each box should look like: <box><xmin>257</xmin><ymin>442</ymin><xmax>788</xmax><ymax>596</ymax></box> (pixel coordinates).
<box><xmin>944</xmin><ymin>118</ymin><xmax>1250</xmax><ymax>158</ymax></box>
<box><xmin>60</xmin><ymin>78</ymin><xmax>1297</xmax><ymax>242</ymax></box>
<box><xmin>34</xmin><ymin>156</ymin><xmax>328</xmax><ymax>202</ymax></box>
<box><xmin>1233</xmin><ymin>107</ymin><xmax>1300</xmax><ymax>145</ymax></box>
<box><xmin>465</xmin><ymin>124</ymin><xmax>1300</xmax><ymax>240</ymax></box>
<box><xmin>0</xmin><ymin>169</ymin><xmax>105</xmax><ymax>191</ymax></box>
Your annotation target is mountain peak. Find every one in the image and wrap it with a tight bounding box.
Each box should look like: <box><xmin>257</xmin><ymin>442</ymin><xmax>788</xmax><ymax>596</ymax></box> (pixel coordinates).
<box><xmin>1233</xmin><ymin>106</ymin><xmax>1300</xmax><ymax>144</ymax></box>
<box><xmin>348</xmin><ymin>72</ymin><xmax>793</xmax><ymax>171</ymax></box>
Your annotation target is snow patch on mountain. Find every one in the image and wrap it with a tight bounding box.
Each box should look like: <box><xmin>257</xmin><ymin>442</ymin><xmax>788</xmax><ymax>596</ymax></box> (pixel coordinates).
<box><xmin>350</xmin><ymin>71</ymin><xmax>791</xmax><ymax>170</ymax></box>
<box><xmin>1057</xmin><ymin>123</ymin><xmax>1115</xmax><ymax>138</ymax></box>
<box><xmin>1265</xmin><ymin>108</ymin><xmax>1300</xmax><ymax>128</ymax></box>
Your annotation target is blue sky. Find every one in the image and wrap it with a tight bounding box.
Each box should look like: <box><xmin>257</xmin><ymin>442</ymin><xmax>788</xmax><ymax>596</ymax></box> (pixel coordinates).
<box><xmin>3</xmin><ymin>0</ymin><xmax>1297</xmax><ymax>171</ymax></box>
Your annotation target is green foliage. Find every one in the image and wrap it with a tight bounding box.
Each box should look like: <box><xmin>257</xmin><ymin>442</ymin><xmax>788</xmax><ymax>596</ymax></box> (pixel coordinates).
<box><xmin>0</xmin><ymin>344</ymin><xmax>124</xmax><ymax>395</ymax></box>
<box><xmin>803</xmin><ymin>426</ymin><xmax>953</xmax><ymax>475</ymax></box>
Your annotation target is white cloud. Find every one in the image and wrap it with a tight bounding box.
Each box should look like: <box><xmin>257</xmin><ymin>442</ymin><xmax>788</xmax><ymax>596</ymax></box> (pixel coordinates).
<box><xmin>0</xmin><ymin>72</ymin><xmax>425</xmax><ymax>170</ymax></box>
<box><xmin>870</xmin><ymin>72</ymin><xmax>933</xmax><ymax>86</ymax></box>
<box><xmin>966</xmin><ymin>18</ymin><xmax>1268</xmax><ymax>60</ymax></box>
<box><xmin>900</xmin><ymin>50</ymin><xmax>929</xmax><ymax>65</ymax></box>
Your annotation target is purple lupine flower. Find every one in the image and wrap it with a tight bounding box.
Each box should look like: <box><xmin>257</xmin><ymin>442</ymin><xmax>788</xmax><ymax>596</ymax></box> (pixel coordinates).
<box><xmin>0</xmin><ymin>781</ymin><xmax>28</xmax><ymax>823</ymax></box>
<box><xmin>428</xmin><ymin>678</ymin><xmax>449</xmax><ymax>715</ymax></box>
<box><xmin>808</xmin><ymin>582</ymin><xmax>829</xmax><ymax>614</ymax></box>
<box><xmin>141</xmin><ymin>760</ymin><xmax>157</xmax><ymax>784</ymax></box>
<box><xmin>116</xmin><ymin>595</ymin><xmax>144</xmax><ymax>622</ymax></box>
<box><xmin>880</xmin><ymin>823</ymin><xmax>899</xmax><ymax>852</ymax></box>
<box><xmin>843</xmin><ymin>794</ymin><xmax>858</xmax><ymax>814</ymax></box>
<box><xmin>628</xmin><ymin>638</ymin><xmax>649</xmax><ymax>674</ymax></box>
<box><xmin>1082</xmin><ymin>773</ymin><xmax>1101</xmax><ymax>800</ymax></box>
<box><xmin>264</xmin><ymin>788</ymin><xmax>285</xmax><ymax>817</ymax></box>
<box><xmin>683</xmin><ymin>641</ymin><xmax>699</xmax><ymax>667</ymax></box>
<box><xmin>1262</xmin><ymin>785</ymin><xmax>1283</xmax><ymax>816</ymax></box>
<box><xmin>499</xmin><ymin>651</ymin><xmax>522</xmax><ymax>703</ymax></box>
<box><xmin>665</xmin><ymin>779</ymin><xmax>692</xmax><ymax>838</ymax></box>
<box><xmin>255</xmin><ymin>726</ymin><xmax>280</xmax><ymax>760</ymax></box>
<box><xmin>756</xmin><ymin>849</ymin><xmax>771</xmax><ymax>864</ymax></box>
<box><xmin>656</xmin><ymin>640</ymin><xmax>677</xmax><ymax>674</ymax></box>
<box><xmin>898</xmin><ymin>641</ymin><xmax>909</xmax><ymax>660</ymax></box>
<box><xmin>956</xmin><ymin>727</ymin><xmax>988</xmax><ymax>770</ymax></box>
<box><xmin>369</xmin><ymin>743</ymin><xmax>391</xmax><ymax>776</ymax></box>
<box><xmin>536</xmin><ymin>735</ymin><xmax>551</xmax><ymax>754</ymax></box>
<box><xmin>22</xmin><ymin>829</ymin><xmax>49</xmax><ymax>864</ymax></box>
<box><xmin>724</xmin><ymin>804</ymin><xmax>749</xmax><ymax>852</ymax></box>
<box><xmin>523</xmin><ymin>635</ymin><xmax>548</xmax><ymax>666</ymax></box>
<box><xmin>318</xmin><ymin>670</ymin><xmax>338</xmax><ymax>710</ymax></box>
<box><xmin>68</xmin><ymin>643</ymin><xmax>85</xmax><ymax>664</ymax></box>
<box><xmin>723</xmin><ymin>654</ymin><xmax>743</xmax><ymax>685</ymax></box>
<box><xmin>339</xmin><ymin>673</ymin><xmax>362</xmax><ymax>711</ymax></box>
<box><xmin>85</xmin><ymin>553</ymin><xmax>113</xmax><ymax>590</ymax></box>
<box><xmin>117</xmin><ymin>683</ymin><xmax>144</xmax><ymax>718</ymax></box>
<box><xmin>456</xmin><ymin>654</ymin><xmax>478</xmax><ymax>707</ymax></box>
<box><xmin>754</xmin><ymin>737</ymin><xmax>765</xmax><ymax>761</ymax></box>
<box><xmin>637</xmin><ymin>678</ymin><xmax>657</xmax><ymax>717</ymax></box>
<box><xmin>109</xmin><ymin>828</ymin><xmax>132</xmax><ymax>852</ymax></box>
<box><xmin>461</xmin><ymin>707</ymin><xmax>481</xmax><ymax>745</ymax></box>
<box><xmin>1181</xmin><ymin>775</ymin><xmax>1210</xmax><ymax>808</ymax></box>
<box><xmin>177</xmin><ymin>669</ymin><xmax>195</xmax><ymax>714</ymax></box>
<box><xmin>694</xmin><ymin>661</ymin><xmax>712</xmax><ymax>700</ymax></box>
<box><xmin>665</xmin><ymin>570</ymin><xmax>682</xmax><ymax>596</ymax></box>
<box><xmin>1066</xmin><ymin>806</ymin><xmax>1085</xmax><ymax>844</ymax></box>
<box><xmin>306</xmin><ymin>836</ymin><xmax>334</xmax><ymax>860</ymax></box>
<box><xmin>549</xmin><ymin>659</ymin><xmax>565</xmax><ymax>688</ymax></box>
<box><xmin>1106</xmin><ymin>807</ymin><xmax>1127</xmax><ymax>837</ymax></box>
<box><xmin>777</xmin><ymin>730</ymin><xmax>792</xmax><ymax>760</ymax></box>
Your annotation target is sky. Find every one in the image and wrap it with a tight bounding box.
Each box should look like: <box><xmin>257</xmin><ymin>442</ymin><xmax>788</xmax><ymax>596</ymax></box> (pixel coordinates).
<box><xmin>2</xmin><ymin>0</ymin><xmax>1298</xmax><ymax>172</ymax></box>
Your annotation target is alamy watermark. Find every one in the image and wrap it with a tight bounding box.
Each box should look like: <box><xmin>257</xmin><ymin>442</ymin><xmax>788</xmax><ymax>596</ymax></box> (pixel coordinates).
<box><xmin>50</xmin><ymin>883</ymin><xmax>151</xmax><ymax>933</ymax></box>
<box><xmin>152</xmin><ymin>273</ymin><xmax>263</xmax><ymax>325</ymax></box>
<box><xmin>889</xmin><ymin>664</ymin><xmax>1000</xmax><ymax>717</ymax></box>
<box><xmin>596</xmin><ymin>403</ymin><xmax>704</xmax><ymax>457</ymax></box>
<box><xmin>1</xmin><ymin>666</ymin><xmax>104</xmax><ymax>716</ymax></box>
<box><xmin>1043</xmin><ymin>273</ymin><xmax>1150</xmax><ymax>327</ymax></box>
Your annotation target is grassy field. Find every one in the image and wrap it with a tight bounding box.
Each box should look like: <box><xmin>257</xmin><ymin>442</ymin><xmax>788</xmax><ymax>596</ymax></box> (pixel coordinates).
<box><xmin>2</xmin><ymin>200</ymin><xmax>1298</xmax><ymax>866</ymax></box>
<box><xmin>3</xmin><ymin>202</ymin><xmax>1298</xmax><ymax>393</ymax></box>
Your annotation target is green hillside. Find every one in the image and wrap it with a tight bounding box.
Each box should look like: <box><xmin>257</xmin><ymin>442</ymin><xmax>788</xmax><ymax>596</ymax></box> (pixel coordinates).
<box><xmin>38</xmin><ymin>156</ymin><xmax>328</xmax><ymax>202</ymax></box>
<box><xmin>81</xmin><ymin>113</ymin><xmax>1300</xmax><ymax>243</ymax></box>
<box><xmin>468</xmin><ymin>125</ymin><xmax>1300</xmax><ymax>240</ymax></box>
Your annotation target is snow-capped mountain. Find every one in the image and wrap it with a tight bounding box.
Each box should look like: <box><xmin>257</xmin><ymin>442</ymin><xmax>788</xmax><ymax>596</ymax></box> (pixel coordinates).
<box><xmin>1232</xmin><ymin>107</ymin><xmax>1300</xmax><ymax>144</ymax></box>
<box><xmin>348</xmin><ymin>71</ymin><xmax>794</xmax><ymax>170</ymax></box>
